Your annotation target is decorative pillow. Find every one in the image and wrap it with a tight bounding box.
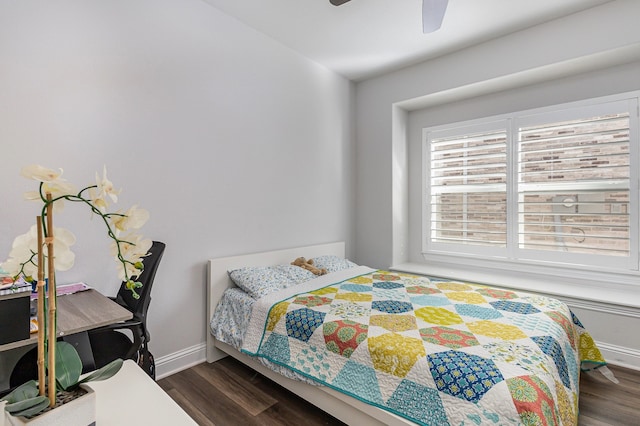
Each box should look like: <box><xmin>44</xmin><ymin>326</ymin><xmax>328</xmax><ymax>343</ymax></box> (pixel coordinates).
<box><xmin>228</xmin><ymin>265</ymin><xmax>315</xmax><ymax>299</ymax></box>
<box><xmin>311</xmin><ymin>255</ymin><xmax>358</xmax><ymax>273</ymax></box>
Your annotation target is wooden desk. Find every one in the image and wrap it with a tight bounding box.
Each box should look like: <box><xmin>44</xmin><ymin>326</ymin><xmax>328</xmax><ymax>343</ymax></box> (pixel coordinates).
<box><xmin>0</xmin><ymin>289</ymin><xmax>132</xmax><ymax>352</ymax></box>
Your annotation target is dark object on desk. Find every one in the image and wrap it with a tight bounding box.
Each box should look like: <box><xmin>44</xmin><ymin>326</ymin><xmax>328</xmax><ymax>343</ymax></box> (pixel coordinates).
<box><xmin>88</xmin><ymin>240</ymin><xmax>165</xmax><ymax>380</ymax></box>
<box><xmin>0</xmin><ymin>291</ymin><xmax>30</xmax><ymax>345</ymax></box>
<box><xmin>9</xmin><ymin>241</ymin><xmax>165</xmax><ymax>386</ymax></box>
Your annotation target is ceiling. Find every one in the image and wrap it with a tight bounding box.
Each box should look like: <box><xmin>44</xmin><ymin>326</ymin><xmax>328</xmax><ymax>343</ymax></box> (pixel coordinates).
<box><xmin>200</xmin><ymin>0</ymin><xmax>614</xmax><ymax>82</ymax></box>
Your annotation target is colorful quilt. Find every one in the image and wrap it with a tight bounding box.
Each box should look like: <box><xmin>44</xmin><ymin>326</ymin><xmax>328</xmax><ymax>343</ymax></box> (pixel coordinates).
<box><xmin>242</xmin><ymin>266</ymin><xmax>606</xmax><ymax>426</ymax></box>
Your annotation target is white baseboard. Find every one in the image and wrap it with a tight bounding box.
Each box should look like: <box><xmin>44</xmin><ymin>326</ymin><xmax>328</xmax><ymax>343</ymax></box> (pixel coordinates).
<box><xmin>596</xmin><ymin>341</ymin><xmax>640</xmax><ymax>371</ymax></box>
<box><xmin>155</xmin><ymin>342</ymin><xmax>207</xmax><ymax>380</ymax></box>
<box><xmin>560</xmin><ymin>299</ymin><xmax>640</xmax><ymax>371</ymax></box>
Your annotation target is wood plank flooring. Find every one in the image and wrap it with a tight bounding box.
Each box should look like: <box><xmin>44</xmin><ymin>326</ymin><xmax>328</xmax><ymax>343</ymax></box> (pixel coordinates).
<box><xmin>158</xmin><ymin>359</ymin><xmax>639</xmax><ymax>426</ymax></box>
<box><xmin>577</xmin><ymin>365</ymin><xmax>640</xmax><ymax>426</ymax></box>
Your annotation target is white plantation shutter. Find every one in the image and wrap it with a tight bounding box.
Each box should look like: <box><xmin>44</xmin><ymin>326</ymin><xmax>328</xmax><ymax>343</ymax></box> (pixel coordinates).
<box><xmin>517</xmin><ymin>111</ymin><xmax>631</xmax><ymax>258</ymax></box>
<box><xmin>428</xmin><ymin>123</ymin><xmax>508</xmax><ymax>253</ymax></box>
<box><xmin>424</xmin><ymin>94</ymin><xmax>639</xmax><ymax>271</ymax></box>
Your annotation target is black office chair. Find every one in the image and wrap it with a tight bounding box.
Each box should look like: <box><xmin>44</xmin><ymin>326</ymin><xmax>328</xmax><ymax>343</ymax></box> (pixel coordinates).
<box><xmin>88</xmin><ymin>240</ymin><xmax>165</xmax><ymax>379</ymax></box>
<box><xmin>9</xmin><ymin>241</ymin><xmax>165</xmax><ymax>386</ymax></box>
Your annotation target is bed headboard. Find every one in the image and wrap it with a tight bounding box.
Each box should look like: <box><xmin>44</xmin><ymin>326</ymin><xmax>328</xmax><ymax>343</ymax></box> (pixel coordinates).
<box><xmin>206</xmin><ymin>241</ymin><xmax>345</xmax><ymax>362</ymax></box>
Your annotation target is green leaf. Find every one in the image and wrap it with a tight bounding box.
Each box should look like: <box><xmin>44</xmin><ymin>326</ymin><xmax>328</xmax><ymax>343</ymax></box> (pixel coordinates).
<box><xmin>1</xmin><ymin>380</ymin><xmax>39</xmax><ymax>404</ymax></box>
<box><xmin>54</xmin><ymin>341</ymin><xmax>82</xmax><ymax>391</ymax></box>
<box><xmin>78</xmin><ymin>358</ymin><xmax>123</xmax><ymax>384</ymax></box>
<box><xmin>4</xmin><ymin>395</ymin><xmax>49</xmax><ymax>417</ymax></box>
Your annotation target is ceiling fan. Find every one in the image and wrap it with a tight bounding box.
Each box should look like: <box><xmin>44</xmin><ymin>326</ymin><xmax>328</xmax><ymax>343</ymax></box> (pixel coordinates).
<box><xmin>330</xmin><ymin>0</ymin><xmax>449</xmax><ymax>34</ymax></box>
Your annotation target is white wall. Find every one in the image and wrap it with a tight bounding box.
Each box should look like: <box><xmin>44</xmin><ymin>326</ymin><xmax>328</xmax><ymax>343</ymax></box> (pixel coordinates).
<box><xmin>0</xmin><ymin>0</ymin><xmax>354</xmax><ymax>379</ymax></box>
<box><xmin>354</xmin><ymin>0</ymin><xmax>640</xmax><ymax>368</ymax></box>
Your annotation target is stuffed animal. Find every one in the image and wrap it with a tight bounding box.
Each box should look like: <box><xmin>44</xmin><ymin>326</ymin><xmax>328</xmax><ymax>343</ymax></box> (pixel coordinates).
<box><xmin>291</xmin><ymin>257</ymin><xmax>327</xmax><ymax>276</ymax></box>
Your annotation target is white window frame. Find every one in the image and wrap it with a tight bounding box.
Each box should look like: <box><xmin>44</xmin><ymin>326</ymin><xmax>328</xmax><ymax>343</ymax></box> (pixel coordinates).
<box><xmin>422</xmin><ymin>91</ymin><xmax>640</xmax><ymax>276</ymax></box>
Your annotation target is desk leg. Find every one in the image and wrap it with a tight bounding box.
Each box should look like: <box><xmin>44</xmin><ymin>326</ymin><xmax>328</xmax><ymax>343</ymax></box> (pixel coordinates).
<box><xmin>62</xmin><ymin>332</ymin><xmax>96</xmax><ymax>373</ymax></box>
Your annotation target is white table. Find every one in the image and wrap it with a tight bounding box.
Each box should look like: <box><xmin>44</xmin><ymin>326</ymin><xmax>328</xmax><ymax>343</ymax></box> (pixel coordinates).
<box><xmin>86</xmin><ymin>360</ymin><xmax>197</xmax><ymax>425</ymax></box>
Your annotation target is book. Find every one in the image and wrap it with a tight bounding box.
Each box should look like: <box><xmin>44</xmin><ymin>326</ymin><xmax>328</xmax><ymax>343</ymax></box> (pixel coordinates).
<box><xmin>30</xmin><ymin>282</ymin><xmax>91</xmax><ymax>300</ymax></box>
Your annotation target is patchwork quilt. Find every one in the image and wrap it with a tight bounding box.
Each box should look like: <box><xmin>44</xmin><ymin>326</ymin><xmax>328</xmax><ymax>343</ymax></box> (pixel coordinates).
<box><xmin>242</xmin><ymin>266</ymin><xmax>606</xmax><ymax>426</ymax></box>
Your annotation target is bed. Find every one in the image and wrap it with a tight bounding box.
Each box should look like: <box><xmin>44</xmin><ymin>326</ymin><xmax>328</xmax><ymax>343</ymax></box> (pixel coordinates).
<box><xmin>206</xmin><ymin>242</ymin><xmax>607</xmax><ymax>425</ymax></box>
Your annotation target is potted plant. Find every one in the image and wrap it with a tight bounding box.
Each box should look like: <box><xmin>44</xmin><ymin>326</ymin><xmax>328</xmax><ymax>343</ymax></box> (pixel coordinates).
<box><xmin>0</xmin><ymin>165</ymin><xmax>151</xmax><ymax>424</ymax></box>
<box><xmin>1</xmin><ymin>345</ymin><xmax>121</xmax><ymax>425</ymax></box>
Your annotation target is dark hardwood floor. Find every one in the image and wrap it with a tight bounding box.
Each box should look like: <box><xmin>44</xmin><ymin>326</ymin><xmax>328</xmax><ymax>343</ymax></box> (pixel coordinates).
<box><xmin>158</xmin><ymin>359</ymin><xmax>639</xmax><ymax>426</ymax></box>
<box><xmin>578</xmin><ymin>365</ymin><xmax>640</xmax><ymax>426</ymax></box>
<box><xmin>158</xmin><ymin>356</ymin><xmax>344</xmax><ymax>426</ymax></box>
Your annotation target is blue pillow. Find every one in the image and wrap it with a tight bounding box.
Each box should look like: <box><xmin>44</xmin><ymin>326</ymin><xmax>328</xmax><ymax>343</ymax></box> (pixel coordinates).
<box><xmin>228</xmin><ymin>265</ymin><xmax>315</xmax><ymax>299</ymax></box>
<box><xmin>311</xmin><ymin>255</ymin><xmax>358</xmax><ymax>273</ymax></box>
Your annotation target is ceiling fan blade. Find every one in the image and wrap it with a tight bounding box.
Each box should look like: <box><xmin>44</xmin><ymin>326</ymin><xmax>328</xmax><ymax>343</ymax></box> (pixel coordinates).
<box><xmin>330</xmin><ymin>0</ymin><xmax>351</xmax><ymax>5</ymax></box>
<box><xmin>423</xmin><ymin>0</ymin><xmax>448</xmax><ymax>33</ymax></box>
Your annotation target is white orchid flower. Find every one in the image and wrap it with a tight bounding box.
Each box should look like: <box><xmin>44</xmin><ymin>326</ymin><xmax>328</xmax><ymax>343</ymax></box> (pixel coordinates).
<box><xmin>21</xmin><ymin>165</ymin><xmax>64</xmax><ymax>182</ymax></box>
<box><xmin>95</xmin><ymin>165</ymin><xmax>120</xmax><ymax>204</ymax></box>
<box><xmin>24</xmin><ymin>180</ymin><xmax>76</xmax><ymax>201</ymax></box>
<box><xmin>52</xmin><ymin>226</ymin><xmax>77</xmax><ymax>248</ymax></box>
<box><xmin>11</xmin><ymin>227</ymin><xmax>38</xmax><ymax>253</ymax></box>
<box><xmin>111</xmin><ymin>205</ymin><xmax>150</xmax><ymax>234</ymax></box>
<box><xmin>111</xmin><ymin>233</ymin><xmax>153</xmax><ymax>263</ymax></box>
<box><xmin>21</xmin><ymin>260</ymin><xmax>38</xmax><ymax>279</ymax></box>
<box><xmin>12</xmin><ymin>225</ymin><xmax>76</xmax><ymax>251</ymax></box>
<box><xmin>24</xmin><ymin>181</ymin><xmax>77</xmax><ymax>213</ymax></box>
<box><xmin>5</xmin><ymin>228</ymin><xmax>40</xmax><ymax>276</ymax></box>
<box><xmin>52</xmin><ymin>244</ymin><xmax>76</xmax><ymax>271</ymax></box>
<box><xmin>4</xmin><ymin>165</ymin><xmax>149</xmax><ymax>297</ymax></box>
<box><xmin>0</xmin><ymin>257</ymin><xmax>24</xmax><ymax>278</ymax></box>
<box><xmin>87</xmin><ymin>187</ymin><xmax>108</xmax><ymax>213</ymax></box>
<box><xmin>111</xmin><ymin>233</ymin><xmax>152</xmax><ymax>280</ymax></box>
<box><xmin>111</xmin><ymin>234</ymin><xmax>152</xmax><ymax>260</ymax></box>
<box><xmin>44</xmin><ymin>226</ymin><xmax>77</xmax><ymax>271</ymax></box>
<box><xmin>1</xmin><ymin>225</ymin><xmax>77</xmax><ymax>278</ymax></box>
<box><xmin>117</xmin><ymin>261</ymin><xmax>141</xmax><ymax>282</ymax></box>
<box><xmin>21</xmin><ymin>165</ymin><xmax>76</xmax><ymax>212</ymax></box>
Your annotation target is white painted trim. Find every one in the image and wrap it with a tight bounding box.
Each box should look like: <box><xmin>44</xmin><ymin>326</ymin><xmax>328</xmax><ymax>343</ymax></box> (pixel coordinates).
<box><xmin>596</xmin><ymin>341</ymin><xmax>640</xmax><ymax>372</ymax></box>
<box><xmin>155</xmin><ymin>342</ymin><xmax>206</xmax><ymax>380</ymax></box>
<box><xmin>392</xmin><ymin>105</ymin><xmax>409</xmax><ymax>266</ymax></box>
<box><xmin>560</xmin><ymin>297</ymin><xmax>640</xmax><ymax>319</ymax></box>
<box><xmin>397</xmin><ymin>43</ymin><xmax>640</xmax><ymax>111</ymax></box>
<box><xmin>392</xmin><ymin>260</ymin><xmax>640</xmax><ymax>309</ymax></box>
<box><xmin>391</xmin><ymin>48</ymin><xmax>640</xmax><ymax>314</ymax></box>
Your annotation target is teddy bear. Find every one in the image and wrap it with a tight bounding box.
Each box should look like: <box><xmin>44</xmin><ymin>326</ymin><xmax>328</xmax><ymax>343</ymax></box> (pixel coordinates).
<box><xmin>291</xmin><ymin>257</ymin><xmax>327</xmax><ymax>276</ymax></box>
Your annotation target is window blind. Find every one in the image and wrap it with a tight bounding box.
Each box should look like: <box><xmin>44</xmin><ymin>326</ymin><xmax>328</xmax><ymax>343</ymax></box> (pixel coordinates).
<box><xmin>517</xmin><ymin>113</ymin><xmax>631</xmax><ymax>256</ymax></box>
<box><xmin>430</xmin><ymin>130</ymin><xmax>507</xmax><ymax>247</ymax></box>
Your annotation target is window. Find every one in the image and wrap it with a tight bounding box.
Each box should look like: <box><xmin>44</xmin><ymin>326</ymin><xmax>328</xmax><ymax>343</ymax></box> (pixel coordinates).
<box><xmin>423</xmin><ymin>93</ymin><xmax>639</xmax><ymax>272</ymax></box>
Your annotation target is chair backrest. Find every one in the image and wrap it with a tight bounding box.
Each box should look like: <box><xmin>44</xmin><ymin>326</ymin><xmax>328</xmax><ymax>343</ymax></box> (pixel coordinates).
<box><xmin>114</xmin><ymin>241</ymin><xmax>165</xmax><ymax>324</ymax></box>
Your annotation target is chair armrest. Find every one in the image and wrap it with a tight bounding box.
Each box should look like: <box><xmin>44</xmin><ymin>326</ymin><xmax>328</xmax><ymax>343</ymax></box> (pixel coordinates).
<box><xmin>91</xmin><ymin>318</ymin><xmax>143</xmax><ymax>333</ymax></box>
<box><xmin>89</xmin><ymin>319</ymin><xmax>145</xmax><ymax>360</ymax></box>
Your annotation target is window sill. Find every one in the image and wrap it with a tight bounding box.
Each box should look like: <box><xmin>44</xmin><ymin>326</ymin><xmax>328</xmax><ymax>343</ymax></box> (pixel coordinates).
<box><xmin>390</xmin><ymin>260</ymin><xmax>640</xmax><ymax>310</ymax></box>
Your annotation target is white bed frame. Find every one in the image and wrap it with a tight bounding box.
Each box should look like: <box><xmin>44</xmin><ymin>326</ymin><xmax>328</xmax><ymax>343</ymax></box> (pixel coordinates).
<box><xmin>206</xmin><ymin>242</ymin><xmax>412</xmax><ymax>426</ymax></box>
